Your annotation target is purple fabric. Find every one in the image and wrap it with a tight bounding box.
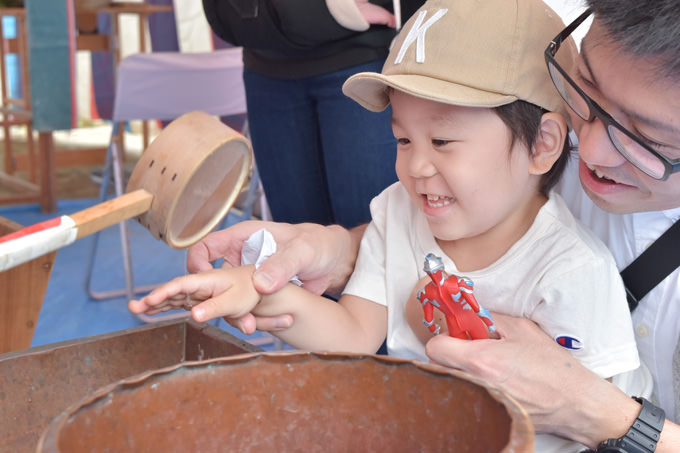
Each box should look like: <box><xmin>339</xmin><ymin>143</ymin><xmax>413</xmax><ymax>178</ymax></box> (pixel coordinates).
<box><xmin>112</xmin><ymin>48</ymin><xmax>245</xmax><ymax>122</ymax></box>
<box><xmin>147</xmin><ymin>0</ymin><xmax>179</xmax><ymax>52</ymax></box>
<box><xmin>91</xmin><ymin>13</ymin><xmax>114</xmax><ymax>119</ymax></box>
<box><xmin>92</xmin><ymin>0</ymin><xmax>178</xmax><ymax>120</ymax></box>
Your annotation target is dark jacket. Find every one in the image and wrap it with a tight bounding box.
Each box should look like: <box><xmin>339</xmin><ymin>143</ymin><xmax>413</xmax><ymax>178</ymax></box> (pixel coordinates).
<box><xmin>202</xmin><ymin>0</ymin><xmax>423</xmax><ymax>78</ymax></box>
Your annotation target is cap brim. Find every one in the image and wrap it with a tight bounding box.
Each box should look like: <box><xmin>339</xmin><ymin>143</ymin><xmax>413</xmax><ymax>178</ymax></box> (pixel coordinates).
<box><xmin>343</xmin><ymin>72</ymin><xmax>517</xmax><ymax>112</ymax></box>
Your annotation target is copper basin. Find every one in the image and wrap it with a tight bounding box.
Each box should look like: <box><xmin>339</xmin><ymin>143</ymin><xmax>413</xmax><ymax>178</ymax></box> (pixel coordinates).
<box><xmin>38</xmin><ymin>352</ymin><xmax>533</xmax><ymax>452</ymax></box>
<box><xmin>0</xmin><ymin>319</ymin><xmax>259</xmax><ymax>453</ymax></box>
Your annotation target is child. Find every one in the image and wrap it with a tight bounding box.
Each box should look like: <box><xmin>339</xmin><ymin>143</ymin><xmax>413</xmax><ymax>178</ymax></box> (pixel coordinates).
<box><xmin>130</xmin><ymin>0</ymin><xmax>643</xmax><ymax>449</ymax></box>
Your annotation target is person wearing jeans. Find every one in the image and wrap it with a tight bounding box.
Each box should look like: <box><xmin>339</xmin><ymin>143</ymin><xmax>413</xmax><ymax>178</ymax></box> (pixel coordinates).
<box><xmin>203</xmin><ymin>0</ymin><xmax>423</xmax><ymax>228</ymax></box>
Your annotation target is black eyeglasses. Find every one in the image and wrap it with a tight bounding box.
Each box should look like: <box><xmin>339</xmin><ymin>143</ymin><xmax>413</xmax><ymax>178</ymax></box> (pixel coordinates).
<box><xmin>545</xmin><ymin>9</ymin><xmax>680</xmax><ymax>181</ymax></box>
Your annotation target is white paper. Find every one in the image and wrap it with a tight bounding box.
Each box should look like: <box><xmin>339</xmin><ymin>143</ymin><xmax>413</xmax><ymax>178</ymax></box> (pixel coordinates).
<box><xmin>241</xmin><ymin>228</ymin><xmax>302</xmax><ymax>286</ymax></box>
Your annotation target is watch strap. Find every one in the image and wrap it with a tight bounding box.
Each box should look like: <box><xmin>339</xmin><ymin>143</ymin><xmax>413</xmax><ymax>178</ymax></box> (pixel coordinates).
<box><xmin>597</xmin><ymin>397</ymin><xmax>665</xmax><ymax>453</ymax></box>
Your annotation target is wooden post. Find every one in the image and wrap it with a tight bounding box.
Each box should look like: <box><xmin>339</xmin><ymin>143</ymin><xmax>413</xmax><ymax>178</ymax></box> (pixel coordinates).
<box><xmin>38</xmin><ymin>132</ymin><xmax>57</xmax><ymax>212</ymax></box>
<box><xmin>0</xmin><ymin>216</ymin><xmax>55</xmax><ymax>354</ymax></box>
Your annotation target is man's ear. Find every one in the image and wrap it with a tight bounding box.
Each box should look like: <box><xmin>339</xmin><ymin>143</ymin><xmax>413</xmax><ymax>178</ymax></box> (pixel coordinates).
<box><xmin>529</xmin><ymin>112</ymin><xmax>568</xmax><ymax>175</ymax></box>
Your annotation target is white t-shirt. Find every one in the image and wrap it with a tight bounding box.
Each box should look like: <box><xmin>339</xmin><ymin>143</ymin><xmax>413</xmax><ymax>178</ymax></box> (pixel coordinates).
<box><xmin>345</xmin><ymin>182</ymin><xmax>638</xmax><ymax>372</ymax></box>
<box><xmin>557</xmin><ymin>151</ymin><xmax>680</xmax><ymax>422</ymax></box>
<box><xmin>344</xmin><ymin>181</ymin><xmax>642</xmax><ymax>452</ymax></box>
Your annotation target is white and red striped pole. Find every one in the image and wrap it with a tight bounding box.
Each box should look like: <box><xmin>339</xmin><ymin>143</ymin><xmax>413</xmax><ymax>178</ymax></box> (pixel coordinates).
<box><xmin>0</xmin><ymin>190</ymin><xmax>152</xmax><ymax>272</ymax></box>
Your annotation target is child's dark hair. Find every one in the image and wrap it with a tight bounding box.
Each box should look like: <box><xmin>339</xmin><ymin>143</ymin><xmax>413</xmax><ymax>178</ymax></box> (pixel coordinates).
<box><xmin>494</xmin><ymin>100</ymin><xmax>571</xmax><ymax>196</ymax></box>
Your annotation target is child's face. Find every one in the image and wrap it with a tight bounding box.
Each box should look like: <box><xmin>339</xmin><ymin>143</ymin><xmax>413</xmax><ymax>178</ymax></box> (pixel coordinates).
<box><xmin>391</xmin><ymin>90</ymin><xmax>541</xmax><ymax>245</ymax></box>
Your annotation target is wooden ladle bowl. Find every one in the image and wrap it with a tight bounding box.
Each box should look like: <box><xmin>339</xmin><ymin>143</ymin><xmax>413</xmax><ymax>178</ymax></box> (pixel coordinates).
<box><xmin>126</xmin><ymin>110</ymin><xmax>251</xmax><ymax>248</ymax></box>
<box><xmin>0</xmin><ymin>111</ymin><xmax>251</xmax><ymax>271</ymax></box>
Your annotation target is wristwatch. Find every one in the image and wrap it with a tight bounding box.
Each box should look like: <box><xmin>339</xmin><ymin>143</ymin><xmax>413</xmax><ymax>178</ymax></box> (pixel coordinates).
<box><xmin>592</xmin><ymin>397</ymin><xmax>665</xmax><ymax>453</ymax></box>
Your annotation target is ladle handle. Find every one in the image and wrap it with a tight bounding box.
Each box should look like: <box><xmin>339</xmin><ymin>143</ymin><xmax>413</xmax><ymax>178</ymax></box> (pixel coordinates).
<box><xmin>0</xmin><ymin>190</ymin><xmax>153</xmax><ymax>272</ymax></box>
<box><xmin>70</xmin><ymin>190</ymin><xmax>153</xmax><ymax>239</ymax></box>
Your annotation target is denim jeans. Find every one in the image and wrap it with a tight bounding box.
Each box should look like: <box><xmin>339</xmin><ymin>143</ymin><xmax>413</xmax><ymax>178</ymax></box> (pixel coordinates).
<box><xmin>243</xmin><ymin>60</ymin><xmax>398</xmax><ymax>228</ymax></box>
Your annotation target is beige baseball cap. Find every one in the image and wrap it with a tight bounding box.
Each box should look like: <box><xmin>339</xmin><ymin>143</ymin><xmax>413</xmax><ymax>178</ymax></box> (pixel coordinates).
<box><xmin>343</xmin><ymin>0</ymin><xmax>576</xmax><ymax>116</ymax></box>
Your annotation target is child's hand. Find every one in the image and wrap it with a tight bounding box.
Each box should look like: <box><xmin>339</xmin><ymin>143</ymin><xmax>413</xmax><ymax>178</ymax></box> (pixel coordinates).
<box><xmin>128</xmin><ymin>265</ymin><xmax>260</xmax><ymax>324</ymax></box>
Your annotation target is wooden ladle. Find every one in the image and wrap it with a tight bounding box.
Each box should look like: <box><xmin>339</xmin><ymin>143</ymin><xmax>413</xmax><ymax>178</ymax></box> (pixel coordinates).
<box><xmin>0</xmin><ymin>111</ymin><xmax>252</xmax><ymax>272</ymax></box>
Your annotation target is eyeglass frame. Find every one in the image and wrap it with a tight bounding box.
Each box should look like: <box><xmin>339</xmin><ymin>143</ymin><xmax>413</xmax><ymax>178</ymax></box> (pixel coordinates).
<box><xmin>544</xmin><ymin>8</ymin><xmax>680</xmax><ymax>181</ymax></box>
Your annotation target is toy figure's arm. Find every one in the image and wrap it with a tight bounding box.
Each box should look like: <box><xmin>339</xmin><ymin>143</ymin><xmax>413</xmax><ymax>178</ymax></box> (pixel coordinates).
<box><xmin>476</xmin><ymin>307</ymin><xmax>496</xmax><ymax>332</ymax></box>
<box><xmin>417</xmin><ymin>288</ymin><xmax>440</xmax><ymax>334</ymax></box>
<box><xmin>461</xmin><ymin>287</ymin><xmax>496</xmax><ymax>333</ymax></box>
<box><xmin>405</xmin><ymin>276</ymin><xmax>442</xmax><ymax>343</ymax></box>
<box><xmin>461</xmin><ymin>289</ymin><xmax>481</xmax><ymax>312</ymax></box>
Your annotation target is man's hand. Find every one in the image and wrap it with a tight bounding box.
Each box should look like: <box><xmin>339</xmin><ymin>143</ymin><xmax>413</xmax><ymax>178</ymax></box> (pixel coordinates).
<box><xmin>187</xmin><ymin>220</ymin><xmax>361</xmax><ymax>294</ymax></box>
<box><xmin>425</xmin><ymin>312</ymin><xmax>635</xmax><ymax>447</ymax></box>
<box><xmin>187</xmin><ymin>221</ymin><xmax>365</xmax><ymax>333</ymax></box>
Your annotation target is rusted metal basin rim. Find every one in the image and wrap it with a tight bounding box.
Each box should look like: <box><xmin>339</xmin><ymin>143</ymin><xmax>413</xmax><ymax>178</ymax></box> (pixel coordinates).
<box><xmin>38</xmin><ymin>351</ymin><xmax>534</xmax><ymax>452</ymax></box>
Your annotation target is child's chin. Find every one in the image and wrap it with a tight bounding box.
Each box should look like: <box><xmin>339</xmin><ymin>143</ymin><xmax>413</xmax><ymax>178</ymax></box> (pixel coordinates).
<box><xmin>426</xmin><ymin>224</ymin><xmax>462</xmax><ymax>242</ymax></box>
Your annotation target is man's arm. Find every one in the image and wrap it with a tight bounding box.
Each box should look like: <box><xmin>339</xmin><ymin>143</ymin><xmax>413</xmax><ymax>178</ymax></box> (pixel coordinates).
<box><xmin>658</xmin><ymin>421</ymin><xmax>680</xmax><ymax>452</ymax></box>
<box><xmin>203</xmin><ymin>0</ymin><xmax>395</xmax><ymax>53</ymax></box>
<box><xmin>425</xmin><ymin>313</ymin><xmax>680</xmax><ymax>451</ymax></box>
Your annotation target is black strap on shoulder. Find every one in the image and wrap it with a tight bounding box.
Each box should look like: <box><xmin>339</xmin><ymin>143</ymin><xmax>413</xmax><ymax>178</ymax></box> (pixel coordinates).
<box><xmin>620</xmin><ymin>218</ymin><xmax>680</xmax><ymax>312</ymax></box>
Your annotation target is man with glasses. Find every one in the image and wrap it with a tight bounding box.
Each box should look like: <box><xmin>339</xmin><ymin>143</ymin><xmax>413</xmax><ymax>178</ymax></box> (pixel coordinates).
<box><xmin>430</xmin><ymin>3</ymin><xmax>680</xmax><ymax>451</ymax></box>
<box><xmin>187</xmin><ymin>1</ymin><xmax>680</xmax><ymax>450</ymax></box>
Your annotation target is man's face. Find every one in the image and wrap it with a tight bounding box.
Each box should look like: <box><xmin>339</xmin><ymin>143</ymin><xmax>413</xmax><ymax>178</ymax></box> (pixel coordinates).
<box><xmin>570</xmin><ymin>19</ymin><xmax>680</xmax><ymax>213</ymax></box>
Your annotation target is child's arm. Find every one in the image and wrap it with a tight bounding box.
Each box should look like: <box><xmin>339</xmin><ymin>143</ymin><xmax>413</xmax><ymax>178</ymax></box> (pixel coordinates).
<box><xmin>129</xmin><ymin>265</ymin><xmax>388</xmax><ymax>354</ymax></box>
<box><xmin>253</xmin><ymin>284</ymin><xmax>387</xmax><ymax>353</ymax></box>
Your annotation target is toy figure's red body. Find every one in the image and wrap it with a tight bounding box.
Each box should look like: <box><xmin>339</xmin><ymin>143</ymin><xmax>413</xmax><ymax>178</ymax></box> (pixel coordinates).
<box><xmin>417</xmin><ymin>254</ymin><xmax>495</xmax><ymax>340</ymax></box>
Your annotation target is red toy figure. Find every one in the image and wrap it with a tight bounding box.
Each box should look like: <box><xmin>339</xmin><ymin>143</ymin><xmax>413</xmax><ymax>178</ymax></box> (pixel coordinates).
<box><xmin>416</xmin><ymin>253</ymin><xmax>496</xmax><ymax>340</ymax></box>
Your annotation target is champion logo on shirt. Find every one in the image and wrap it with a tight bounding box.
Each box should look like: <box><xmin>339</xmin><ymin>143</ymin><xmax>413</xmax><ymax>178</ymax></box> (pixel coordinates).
<box><xmin>555</xmin><ymin>335</ymin><xmax>583</xmax><ymax>351</ymax></box>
